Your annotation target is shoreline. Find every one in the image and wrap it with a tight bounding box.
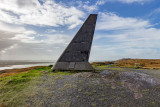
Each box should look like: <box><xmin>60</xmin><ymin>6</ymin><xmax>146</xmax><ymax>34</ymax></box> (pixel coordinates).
<box><xmin>0</xmin><ymin>63</ymin><xmax>54</xmax><ymax>71</ymax></box>
<box><xmin>0</xmin><ymin>63</ymin><xmax>54</xmax><ymax>78</ymax></box>
<box><xmin>0</xmin><ymin>66</ymin><xmax>49</xmax><ymax>78</ymax></box>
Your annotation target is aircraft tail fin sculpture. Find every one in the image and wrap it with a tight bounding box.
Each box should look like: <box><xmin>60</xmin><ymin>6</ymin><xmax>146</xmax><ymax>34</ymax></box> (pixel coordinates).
<box><xmin>53</xmin><ymin>14</ymin><xmax>98</xmax><ymax>71</ymax></box>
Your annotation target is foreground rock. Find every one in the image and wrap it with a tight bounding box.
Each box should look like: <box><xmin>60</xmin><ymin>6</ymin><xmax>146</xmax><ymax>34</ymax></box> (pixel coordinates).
<box><xmin>26</xmin><ymin>69</ymin><xmax>160</xmax><ymax>107</ymax></box>
<box><xmin>100</xmin><ymin>70</ymin><xmax>160</xmax><ymax>99</ymax></box>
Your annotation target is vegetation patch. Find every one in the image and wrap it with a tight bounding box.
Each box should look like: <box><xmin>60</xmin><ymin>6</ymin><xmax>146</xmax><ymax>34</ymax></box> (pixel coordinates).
<box><xmin>0</xmin><ymin>64</ymin><xmax>160</xmax><ymax>107</ymax></box>
<box><xmin>0</xmin><ymin>66</ymin><xmax>51</xmax><ymax>107</ymax></box>
<box><xmin>92</xmin><ymin>59</ymin><xmax>160</xmax><ymax>70</ymax></box>
<box><xmin>51</xmin><ymin>71</ymin><xmax>72</xmax><ymax>75</ymax></box>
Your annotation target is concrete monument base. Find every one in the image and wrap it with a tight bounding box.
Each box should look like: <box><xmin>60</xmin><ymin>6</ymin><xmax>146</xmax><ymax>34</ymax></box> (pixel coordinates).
<box><xmin>52</xmin><ymin>62</ymin><xmax>94</xmax><ymax>71</ymax></box>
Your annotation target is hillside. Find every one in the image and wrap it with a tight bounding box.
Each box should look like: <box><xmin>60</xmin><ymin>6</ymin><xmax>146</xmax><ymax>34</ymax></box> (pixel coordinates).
<box><xmin>0</xmin><ymin>65</ymin><xmax>160</xmax><ymax>107</ymax></box>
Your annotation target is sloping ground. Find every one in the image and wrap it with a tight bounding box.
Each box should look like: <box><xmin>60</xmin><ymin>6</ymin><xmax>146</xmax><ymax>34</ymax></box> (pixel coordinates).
<box><xmin>0</xmin><ymin>67</ymin><xmax>51</xmax><ymax>107</ymax></box>
<box><xmin>1</xmin><ymin>67</ymin><xmax>160</xmax><ymax>107</ymax></box>
<box><xmin>0</xmin><ymin>66</ymin><xmax>46</xmax><ymax>77</ymax></box>
<box><xmin>26</xmin><ymin>69</ymin><xmax>160</xmax><ymax>107</ymax></box>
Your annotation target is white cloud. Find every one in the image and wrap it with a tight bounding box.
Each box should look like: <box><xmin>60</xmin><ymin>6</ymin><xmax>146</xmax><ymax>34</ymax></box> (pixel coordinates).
<box><xmin>44</xmin><ymin>34</ymin><xmax>71</xmax><ymax>45</ymax></box>
<box><xmin>96</xmin><ymin>0</ymin><xmax>106</xmax><ymax>5</ymax></box>
<box><xmin>46</xmin><ymin>29</ymin><xmax>56</xmax><ymax>33</ymax></box>
<box><xmin>11</xmin><ymin>34</ymin><xmax>38</xmax><ymax>43</ymax></box>
<box><xmin>0</xmin><ymin>0</ymin><xmax>157</xmax><ymax>61</ymax></box>
<box><xmin>0</xmin><ymin>0</ymin><xmax>83</xmax><ymax>59</ymax></box>
<box><xmin>0</xmin><ymin>33</ymin><xmax>72</xmax><ymax>60</ymax></box>
<box><xmin>0</xmin><ymin>22</ymin><xmax>25</xmax><ymax>33</ymax></box>
<box><xmin>1</xmin><ymin>44</ymin><xmax>17</xmax><ymax>54</ymax></box>
<box><xmin>148</xmin><ymin>8</ymin><xmax>160</xmax><ymax>20</ymax></box>
<box><xmin>97</xmin><ymin>12</ymin><xmax>150</xmax><ymax>30</ymax></box>
<box><xmin>0</xmin><ymin>21</ymin><xmax>38</xmax><ymax>55</ymax></box>
<box><xmin>112</xmin><ymin>0</ymin><xmax>152</xmax><ymax>3</ymax></box>
<box><xmin>91</xmin><ymin>12</ymin><xmax>160</xmax><ymax>61</ymax></box>
<box><xmin>81</xmin><ymin>4</ymin><xmax>97</xmax><ymax>12</ymax></box>
<box><xmin>98</xmin><ymin>0</ymin><xmax>152</xmax><ymax>4</ymax></box>
<box><xmin>0</xmin><ymin>0</ymin><xmax>85</xmax><ymax>29</ymax></box>
<box><xmin>0</xmin><ymin>21</ymin><xmax>38</xmax><ymax>44</ymax></box>
<box><xmin>76</xmin><ymin>0</ymin><xmax>151</xmax><ymax>13</ymax></box>
<box><xmin>76</xmin><ymin>0</ymin><xmax>105</xmax><ymax>12</ymax></box>
<box><xmin>0</xmin><ymin>21</ymin><xmax>73</xmax><ymax>60</ymax></box>
<box><xmin>0</xmin><ymin>42</ymin><xmax>66</xmax><ymax>60</ymax></box>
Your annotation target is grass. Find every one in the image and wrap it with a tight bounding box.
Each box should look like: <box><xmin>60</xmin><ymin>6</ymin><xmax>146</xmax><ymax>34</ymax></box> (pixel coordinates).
<box><xmin>92</xmin><ymin>64</ymin><xmax>117</xmax><ymax>69</ymax></box>
<box><xmin>0</xmin><ymin>66</ymin><xmax>75</xmax><ymax>107</ymax></box>
<box><xmin>92</xmin><ymin>59</ymin><xmax>160</xmax><ymax>70</ymax></box>
<box><xmin>0</xmin><ymin>66</ymin><xmax>51</xmax><ymax>107</ymax></box>
<box><xmin>92</xmin><ymin>65</ymin><xmax>123</xmax><ymax>71</ymax></box>
<box><xmin>51</xmin><ymin>71</ymin><xmax>72</xmax><ymax>75</ymax></box>
<box><xmin>115</xmin><ymin>59</ymin><xmax>160</xmax><ymax>69</ymax></box>
<box><xmin>1</xmin><ymin>63</ymin><xmax>160</xmax><ymax>106</ymax></box>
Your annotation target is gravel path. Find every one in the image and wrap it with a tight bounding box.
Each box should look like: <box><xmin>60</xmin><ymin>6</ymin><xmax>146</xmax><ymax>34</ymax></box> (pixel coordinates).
<box><xmin>26</xmin><ymin>68</ymin><xmax>160</xmax><ymax>107</ymax></box>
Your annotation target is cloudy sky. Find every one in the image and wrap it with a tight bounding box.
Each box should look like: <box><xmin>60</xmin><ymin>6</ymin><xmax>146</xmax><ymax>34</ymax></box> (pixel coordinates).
<box><xmin>0</xmin><ymin>0</ymin><xmax>160</xmax><ymax>61</ymax></box>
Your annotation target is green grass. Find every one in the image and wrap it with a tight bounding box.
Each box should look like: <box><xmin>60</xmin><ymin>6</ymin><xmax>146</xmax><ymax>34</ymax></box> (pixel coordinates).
<box><xmin>92</xmin><ymin>65</ymin><xmax>123</xmax><ymax>71</ymax></box>
<box><xmin>0</xmin><ymin>66</ymin><xmax>51</xmax><ymax>107</ymax></box>
<box><xmin>51</xmin><ymin>71</ymin><xmax>72</xmax><ymax>75</ymax></box>
<box><xmin>0</xmin><ymin>66</ymin><xmax>75</xmax><ymax>106</ymax></box>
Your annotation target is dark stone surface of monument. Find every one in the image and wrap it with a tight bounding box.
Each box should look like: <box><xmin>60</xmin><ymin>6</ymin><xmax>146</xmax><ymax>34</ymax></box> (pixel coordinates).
<box><xmin>53</xmin><ymin>14</ymin><xmax>97</xmax><ymax>71</ymax></box>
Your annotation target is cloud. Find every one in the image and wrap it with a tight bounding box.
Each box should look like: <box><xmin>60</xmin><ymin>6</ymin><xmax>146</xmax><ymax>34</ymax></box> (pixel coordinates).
<box><xmin>44</xmin><ymin>34</ymin><xmax>71</xmax><ymax>45</ymax></box>
<box><xmin>76</xmin><ymin>0</ymin><xmax>105</xmax><ymax>12</ymax></box>
<box><xmin>0</xmin><ymin>0</ymin><xmax>84</xmax><ymax>60</ymax></box>
<box><xmin>76</xmin><ymin>0</ymin><xmax>152</xmax><ymax>13</ymax></box>
<box><xmin>1</xmin><ymin>44</ymin><xmax>17</xmax><ymax>54</ymax></box>
<box><xmin>0</xmin><ymin>22</ymin><xmax>38</xmax><ymax>55</ymax></box>
<box><xmin>148</xmin><ymin>8</ymin><xmax>160</xmax><ymax>19</ymax></box>
<box><xmin>97</xmin><ymin>12</ymin><xmax>150</xmax><ymax>30</ymax></box>
<box><xmin>0</xmin><ymin>33</ymin><xmax>72</xmax><ymax>60</ymax></box>
<box><xmin>91</xmin><ymin>12</ymin><xmax>160</xmax><ymax>61</ymax></box>
<box><xmin>111</xmin><ymin>0</ymin><xmax>152</xmax><ymax>3</ymax></box>
<box><xmin>0</xmin><ymin>0</ymin><xmax>85</xmax><ymax>29</ymax></box>
<box><xmin>0</xmin><ymin>21</ymin><xmax>73</xmax><ymax>60</ymax></box>
<box><xmin>0</xmin><ymin>21</ymin><xmax>38</xmax><ymax>43</ymax></box>
<box><xmin>17</xmin><ymin>0</ymin><xmax>35</xmax><ymax>7</ymax></box>
<box><xmin>0</xmin><ymin>0</ymin><xmax>157</xmax><ymax>61</ymax></box>
<box><xmin>98</xmin><ymin>0</ymin><xmax>152</xmax><ymax>4</ymax></box>
<box><xmin>45</xmin><ymin>29</ymin><xmax>56</xmax><ymax>33</ymax></box>
<box><xmin>11</xmin><ymin>34</ymin><xmax>38</xmax><ymax>43</ymax></box>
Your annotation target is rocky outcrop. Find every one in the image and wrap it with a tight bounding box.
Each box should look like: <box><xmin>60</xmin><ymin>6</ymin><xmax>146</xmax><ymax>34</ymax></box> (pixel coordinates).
<box><xmin>100</xmin><ymin>70</ymin><xmax>160</xmax><ymax>99</ymax></box>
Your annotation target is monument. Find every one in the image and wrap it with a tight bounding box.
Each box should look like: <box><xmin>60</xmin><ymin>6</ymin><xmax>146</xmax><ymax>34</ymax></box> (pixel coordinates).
<box><xmin>52</xmin><ymin>14</ymin><xmax>98</xmax><ymax>71</ymax></box>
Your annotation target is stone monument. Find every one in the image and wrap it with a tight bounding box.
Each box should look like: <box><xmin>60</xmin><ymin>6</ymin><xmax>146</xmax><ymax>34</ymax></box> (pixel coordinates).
<box><xmin>52</xmin><ymin>14</ymin><xmax>97</xmax><ymax>71</ymax></box>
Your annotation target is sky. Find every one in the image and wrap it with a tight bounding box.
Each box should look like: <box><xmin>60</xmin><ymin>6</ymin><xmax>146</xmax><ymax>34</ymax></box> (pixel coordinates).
<box><xmin>0</xmin><ymin>0</ymin><xmax>160</xmax><ymax>61</ymax></box>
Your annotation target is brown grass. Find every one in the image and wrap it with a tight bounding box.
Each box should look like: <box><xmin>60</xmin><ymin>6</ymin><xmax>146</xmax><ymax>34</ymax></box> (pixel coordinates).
<box><xmin>0</xmin><ymin>104</ymin><xmax>6</xmax><ymax>107</ymax></box>
<box><xmin>0</xmin><ymin>66</ymin><xmax>47</xmax><ymax>78</ymax></box>
<box><xmin>92</xmin><ymin>59</ymin><xmax>160</xmax><ymax>69</ymax></box>
<box><xmin>91</xmin><ymin>61</ymin><xmax>114</xmax><ymax>66</ymax></box>
<box><xmin>115</xmin><ymin>59</ymin><xmax>160</xmax><ymax>69</ymax></box>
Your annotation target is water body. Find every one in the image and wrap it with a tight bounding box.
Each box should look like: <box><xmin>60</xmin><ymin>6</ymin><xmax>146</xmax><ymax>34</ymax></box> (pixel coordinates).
<box><xmin>0</xmin><ymin>60</ymin><xmax>55</xmax><ymax>71</ymax></box>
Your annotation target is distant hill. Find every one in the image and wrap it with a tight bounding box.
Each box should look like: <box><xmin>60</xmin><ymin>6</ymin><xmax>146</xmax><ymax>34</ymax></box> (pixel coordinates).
<box><xmin>92</xmin><ymin>59</ymin><xmax>160</xmax><ymax>69</ymax></box>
